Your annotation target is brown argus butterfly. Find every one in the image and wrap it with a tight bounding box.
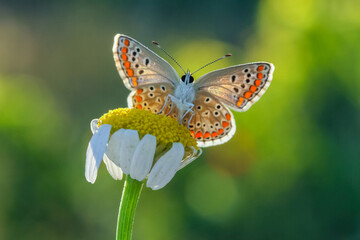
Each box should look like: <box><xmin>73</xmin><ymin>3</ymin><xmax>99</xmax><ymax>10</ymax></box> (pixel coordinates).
<box><xmin>113</xmin><ymin>34</ymin><xmax>274</xmax><ymax>147</ymax></box>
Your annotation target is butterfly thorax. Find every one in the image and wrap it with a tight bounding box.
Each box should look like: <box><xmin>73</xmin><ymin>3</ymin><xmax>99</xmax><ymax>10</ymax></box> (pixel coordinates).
<box><xmin>174</xmin><ymin>81</ymin><xmax>196</xmax><ymax>104</ymax></box>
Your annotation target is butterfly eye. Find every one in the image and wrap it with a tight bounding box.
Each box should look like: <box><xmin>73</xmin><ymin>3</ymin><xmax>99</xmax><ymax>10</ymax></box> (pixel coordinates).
<box><xmin>181</xmin><ymin>75</ymin><xmax>194</xmax><ymax>84</ymax></box>
<box><xmin>189</xmin><ymin>76</ymin><xmax>194</xmax><ymax>83</ymax></box>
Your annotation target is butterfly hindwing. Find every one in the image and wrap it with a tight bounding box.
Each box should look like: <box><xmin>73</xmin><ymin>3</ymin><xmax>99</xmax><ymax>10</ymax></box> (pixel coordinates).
<box><xmin>113</xmin><ymin>34</ymin><xmax>179</xmax><ymax>90</ymax></box>
<box><xmin>194</xmin><ymin>62</ymin><xmax>274</xmax><ymax>112</ymax></box>
<box><xmin>127</xmin><ymin>83</ymin><xmax>179</xmax><ymax>117</ymax></box>
<box><xmin>182</xmin><ymin>91</ymin><xmax>236</xmax><ymax>147</ymax></box>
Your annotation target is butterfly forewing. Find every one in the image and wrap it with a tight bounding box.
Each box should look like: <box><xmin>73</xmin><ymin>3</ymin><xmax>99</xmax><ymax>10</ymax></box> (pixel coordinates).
<box><xmin>113</xmin><ymin>34</ymin><xmax>179</xmax><ymax>90</ymax></box>
<box><xmin>182</xmin><ymin>91</ymin><xmax>236</xmax><ymax>147</ymax></box>
<box><xmin>194</xmin><ymin>62</ymin><xmax>274</xmax><ymax>112</ymax></box>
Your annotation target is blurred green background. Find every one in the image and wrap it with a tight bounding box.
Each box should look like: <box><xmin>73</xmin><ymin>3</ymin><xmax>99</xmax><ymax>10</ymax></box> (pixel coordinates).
<box><xmin>1</xmin><ymin>0</ymin><xmax>360</xmax><ymax>239</ymax></box>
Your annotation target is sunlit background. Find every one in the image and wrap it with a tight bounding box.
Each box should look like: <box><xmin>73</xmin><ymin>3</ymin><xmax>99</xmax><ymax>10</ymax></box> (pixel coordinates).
<box><xmin>1</xmin><ymin>0</ymin><xmax>360</xmax><ymax>239</ymax></box>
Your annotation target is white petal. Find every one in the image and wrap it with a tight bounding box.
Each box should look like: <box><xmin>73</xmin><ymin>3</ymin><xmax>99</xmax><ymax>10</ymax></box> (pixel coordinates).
<box><xmin>90</xmin><ymin>119</ymin><xmax>99</xmax><ymax>134</ymax></box>
<box><xmin>85</xmin><ymin>124</ymin><xmax>112</xmax><ymax>183</ymax></box>
<box><xmin>130</xmin><ymin>134</ymin><xmax>156</xmax><ymax>181</ymax></box>
<box><xmin>178</xmin><ymin>147</ymin><xmax>202</xmax><ymax>170</ymax></box>
<box><xmin>147</xmin><ymin>142</ymin><xmax>184</xmax><ymax>190</ymax></box>
<box><xmin>103</xmin><ymin>154</ymin><xmax>123</xmax><ymax>180</ymax></box>
<box><xmin>119</xmin><ymin>130</ymin><xmax>140</xmax><ymax>174</ymax></box>
<box><xmin>104</xmin><ymin>129</ymin><xmax>126</xmax><ymax>165</ymax></box>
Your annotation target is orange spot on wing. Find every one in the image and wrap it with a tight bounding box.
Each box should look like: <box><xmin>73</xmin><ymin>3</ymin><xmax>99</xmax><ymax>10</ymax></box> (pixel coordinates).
<box><xmin>237</xmin><ymin>97</ymin><xmax>244</xmax><ymax>107</ymax></box>
<box><xmin>204</xmin><ymin>132</ymin><xmax>211</xmax><ymax>139</ymax></box>
<box><xmin>255</xmin><ymin>80</ymin><xmax>262</xmax><ymax>86</ymax></box>
<box><xmin>124</xmin><ymin>39</ymin><xmax>130</xmax><ymax>46</ymax></box>
<box><xmin>122</xmin><ymin>47</ymin><xmax>128</xmax><ymax>53</ymax></box>
<box><xmin>121</xmin><ymin>54</ymin><xmax>128</xmax><ymax>61</ymax></box>
<box><xmin>218</xmin><ymin>129</ymin><xmax>224</xmax><ymax>135</ymax></box>
<box><xmin>222</xmin><ymin>121</ymin><xmax>230</xmax><ymax>128</ymax></box>
<box><xmin>244</xmin><ymin>91</ymin><xmax>252</xmax><ymax>99</ymax></box>
<box><xmin>257</xmin><ymin>65</ymin><xmax>264</xmax><ymax>71</ymax></box>
<box><xmin>136</xmin><ymin>88</ymin><xmax>143</xmax><ymax>94</ymax></box>
<box><xmin>136</xmin><ymin>104</ymin><xmax>142</xmax><ymax>109</ymax></box>
<box><xmin>124</xmin><ymin>61</ymin><xmax>131</xmax><ymax>69</ymax></box>
<box><xmin>127</xmin><ymin>69</ymin><xmax>134</xmax><ymax>77</ymax></box>
<box><xmin>226</xmin><ymin>113</ymin><xmax>231</xmax><ymax>121</ymax></box>
<box><xmin>211</xmin><ymin>132</ymin><xmax>218</xmax><ymax>138</ymax></box>
<box><xmin>250</xmin><ymin>86</ymin><xmax>257</xmax><ymax>93</ymax></box>
<box><xmin>132</xmin><ymin>77</ymin><xmax>137</xmax><ymax>87</ymax></box>
<box><xmin>190</xmin><ymin>131</ymin><xmax>194</xmax><ymax>137</ymax></box>
<box><xmin>135</xmin><ymin>96</ymin><xmax>143</xmax><ymax>103</ymax></box>
<box><xmin>195</xmin><ymin>132</ymin><xmax>203</xmax><ymax>139</ymax></box>
<box><xmin>257</xmin><ymin>73</ymin><xmax>263</xmax><ymax>79</ymax></box>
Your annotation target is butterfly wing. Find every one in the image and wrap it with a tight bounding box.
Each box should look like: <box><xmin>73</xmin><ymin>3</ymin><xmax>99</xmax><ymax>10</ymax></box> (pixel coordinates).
<box><xmin>194</xmin><ymin>62</ymin><xmax>274</xmax><ymax>112</ymax></box>
<box><xmin>181</xmin><ymin>91</ymin><xmax>236</xmax><ymax>147</ymax></box>
<box><xmin>113</xmin><ymin>34</ymin><xmax>179</xmax><ymax>90</ymax></box>
<box><xmin>184</xmin><ymin>62</ymin><xmax>274</xmax><ymax>147</ymax></box>
<box><xmin>127</xmin><ymin>82</ymin><xmax>180</xmax><ymax>118</ymax></box>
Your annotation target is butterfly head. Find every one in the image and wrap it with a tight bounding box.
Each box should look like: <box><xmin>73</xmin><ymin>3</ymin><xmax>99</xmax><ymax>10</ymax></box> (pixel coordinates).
<box><xmin>180</xmin><ymin>70</ymin><xmax>194</xmax><ymax>85</ymax></box>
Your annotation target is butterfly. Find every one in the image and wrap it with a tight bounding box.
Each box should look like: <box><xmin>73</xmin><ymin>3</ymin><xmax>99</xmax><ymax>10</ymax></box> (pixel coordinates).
<box><xmin>112</xmin><ymin>34</ymin><xmax>274</xmax><ymax>148</ymax></box>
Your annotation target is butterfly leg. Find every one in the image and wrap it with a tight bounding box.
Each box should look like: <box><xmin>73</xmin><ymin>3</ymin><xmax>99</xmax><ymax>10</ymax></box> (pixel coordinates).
<box><xmin>186</xmin><ymin>109</ymin><xmax>194</xmax><ymax>129</ymax></box>
<box><xmin>184</xmin><ymin>103</ymin><xmax>194</xmax><ymax>114</ymax></box>
<box><xmin>166</xmin><ymin>99</ymin><xmax>175</xmax><ymax>116</ymax></box>
<box><xmin>181</xmin><ymin>103</ymin><xmax>194</xmax><ymax>119</ymax></box>
<box><xmin>158</xmin><ymin>95</ymin><xmax>172</xmax><ymax>115</ymax></box>
<box><xmin>178</xmin><ymin>102</ymin><xmax>194</xmax><ymax>128</ymax></box>
<box><xmin>167</xmin><ymin>94</ymin><xmax>183</xmax><ymax>120</ymax></box>
<box><xmin>163</xmin><ymin>95</ymin><xmax>194</xmax><ymax>126</ymax></box>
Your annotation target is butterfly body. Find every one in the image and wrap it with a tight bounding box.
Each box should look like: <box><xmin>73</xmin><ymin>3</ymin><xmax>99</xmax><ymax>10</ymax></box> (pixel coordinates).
<box><xmin>171</xmin><ymin>72</ymin><xmax>196</xmax><ymax>121</ymax></box>
<box><xmin>113</xmin><ymin>34</ymin><xmax>274</xmax><ymax>147</ymax></box>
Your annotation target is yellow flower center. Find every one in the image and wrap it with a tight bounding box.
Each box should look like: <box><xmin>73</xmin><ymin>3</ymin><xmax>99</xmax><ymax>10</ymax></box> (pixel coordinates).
<box><xmin>98</xmin><ymin>108</ymin><xmax>198</xmax><ymax>150</ymax></box>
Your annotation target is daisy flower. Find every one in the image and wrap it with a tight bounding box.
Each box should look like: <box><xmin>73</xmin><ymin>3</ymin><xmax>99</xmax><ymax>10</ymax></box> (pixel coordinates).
<box><xmin>85</xmin><ymin>108</ymin><xmax>201</xmax><ymax>240</ymax></box>
<box><xmin>85</xmin><ymin>108</ymin><xmax>200</xmax><ymax>189</ymax></box>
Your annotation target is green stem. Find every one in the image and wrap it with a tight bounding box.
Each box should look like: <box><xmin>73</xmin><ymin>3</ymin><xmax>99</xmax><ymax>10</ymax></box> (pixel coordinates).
<box><xmin>116</xmin><ymin>175</ymin><xmax>144</xmax><ymax>240</ymax></box>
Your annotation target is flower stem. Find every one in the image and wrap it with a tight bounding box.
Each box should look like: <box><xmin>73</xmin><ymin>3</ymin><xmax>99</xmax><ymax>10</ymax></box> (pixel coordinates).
<box><xmin>116</xmin><ymin>175</ymin><xmax>144</xmax><ymax>240</ymax></box>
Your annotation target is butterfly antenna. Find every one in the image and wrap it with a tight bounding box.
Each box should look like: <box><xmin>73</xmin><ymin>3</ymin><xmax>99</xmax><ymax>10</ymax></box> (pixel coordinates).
<box><xmin>191</xmin><ymin>54</ymin><xmax>232</xmax><ymax>75</ymax></box>
<box><xmin>152</xmin><ymin>41</ymin><xmax>186</xmax><ymax>74</ymax></box>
